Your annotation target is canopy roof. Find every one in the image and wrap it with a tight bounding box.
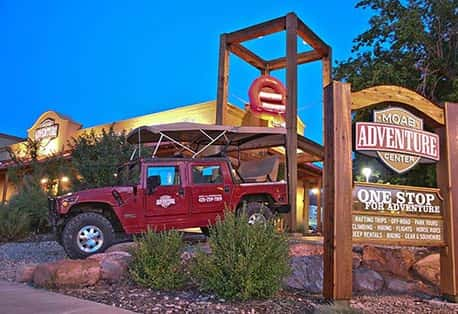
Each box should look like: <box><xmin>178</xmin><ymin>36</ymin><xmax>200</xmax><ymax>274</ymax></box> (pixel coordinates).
<box><xmin>127</xmin><ymin>122</ymin><xmax>323</xmax><ymax>161</ymax></box>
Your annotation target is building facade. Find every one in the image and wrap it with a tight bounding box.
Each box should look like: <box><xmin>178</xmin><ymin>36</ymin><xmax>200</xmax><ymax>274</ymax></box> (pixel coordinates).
<box><xmin>0</xmin><ymin>100</ymin><xmax>321</xmax><ymax>231</ymax></box>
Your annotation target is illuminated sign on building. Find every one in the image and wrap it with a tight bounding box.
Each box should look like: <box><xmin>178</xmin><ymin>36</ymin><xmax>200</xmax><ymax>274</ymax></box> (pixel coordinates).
<box><xmin>355</xmin><ymin>107</ymin><xmax>440</xmax><ymax>173</ymax></box>
<box><xmin>35</xmin><ymin>118</ymin><xmax>59</xmax><ymax>141</ymax></box>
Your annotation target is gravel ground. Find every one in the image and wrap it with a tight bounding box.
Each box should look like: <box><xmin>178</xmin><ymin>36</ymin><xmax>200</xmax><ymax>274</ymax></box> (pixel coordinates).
<box><xmin>0</xmin><ymin>240</ymin><xmax>66</xmax><ymax>281</ymax></box>
<box><xmin>351</xmin><ymin>295</ymin><xmax>458</xmax><ymax>314</ymax></box>
<box><xmin>53</xmin><ymin>281</ymin><xmax>458</xmax><ymax>314</ymax></box>
<box><xmin>54</xmin><ymin>282</ymin><xmax>317</xmax><ymax>314</ymax></box>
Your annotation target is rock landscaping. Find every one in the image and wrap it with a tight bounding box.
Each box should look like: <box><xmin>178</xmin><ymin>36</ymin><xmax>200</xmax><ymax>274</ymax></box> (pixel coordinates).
<box><xmin>285</xmin><ymin>242</ymin><xmax>440</xmax><ymax>296</ymax></box>
<box><xmin>2</xmin><ymin>238</ymin><xmax>457</xmax><ymax>313</ymax></box>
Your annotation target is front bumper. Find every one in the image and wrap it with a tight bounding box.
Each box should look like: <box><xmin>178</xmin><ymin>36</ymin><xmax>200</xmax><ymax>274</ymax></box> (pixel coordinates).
<box><xmin>271</xmin><ymin>204</ymin><xmax>291</xmax><ymax>214</ymax></box>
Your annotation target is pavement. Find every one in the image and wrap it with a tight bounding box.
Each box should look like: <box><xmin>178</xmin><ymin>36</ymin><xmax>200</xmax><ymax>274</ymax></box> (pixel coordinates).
<box><xmin>0</xmin><ymin>281</ymin><xmax>136</xmax><ymax>314</ymax></box>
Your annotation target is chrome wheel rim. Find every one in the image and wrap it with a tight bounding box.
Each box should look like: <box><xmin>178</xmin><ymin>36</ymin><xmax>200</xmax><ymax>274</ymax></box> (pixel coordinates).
<box><xmin>248</xmin><ymin>213</ymin><xmax>267</xmax><ymax>225</ymax></box>
<box><xmin>77</xmin><ymin>225</ymin><xmax>104</xmax><ymax>253</ymax></box>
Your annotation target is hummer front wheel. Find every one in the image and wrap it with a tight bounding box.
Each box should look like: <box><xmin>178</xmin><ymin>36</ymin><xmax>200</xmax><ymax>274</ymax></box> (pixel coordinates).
<box><xmin>62</xmin><ymin>212</ymin><xmax>114</xmax><ymax>259</ymax></box>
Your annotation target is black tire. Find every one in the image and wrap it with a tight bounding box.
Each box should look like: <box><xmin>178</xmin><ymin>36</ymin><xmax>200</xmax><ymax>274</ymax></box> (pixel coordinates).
<box><xmin>239</xmin><ymin>201</ymin><xmax>274</xmax><ymax>224</ymax></box>
<box><xmin>61</xmin><ymin>212</ymin><xmax>114</xmax><ymax>259</ymax></box>
<box><xmin>200</xmin><ymin>226</ymin><xmax>211</xmax><ymax>237</ymax></box>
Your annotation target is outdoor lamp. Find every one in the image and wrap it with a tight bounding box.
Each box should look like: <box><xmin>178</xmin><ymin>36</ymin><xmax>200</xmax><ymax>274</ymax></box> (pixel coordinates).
<box><xmin>362</xmin><ymin>167</ymin><xmax>372</xmax><ymax>183</ymax></box>
<box><xmin>61</xmin><ymin>176</ymin><xmax>70</xmax><ymax>183</ymax></box>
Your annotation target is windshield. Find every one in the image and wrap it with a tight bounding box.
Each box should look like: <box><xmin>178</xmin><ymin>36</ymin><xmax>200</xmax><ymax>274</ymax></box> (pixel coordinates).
<box><xmin>116</xmin><ymin>162</ymin><xmax>140</xmax><ymax>185</ymax></box>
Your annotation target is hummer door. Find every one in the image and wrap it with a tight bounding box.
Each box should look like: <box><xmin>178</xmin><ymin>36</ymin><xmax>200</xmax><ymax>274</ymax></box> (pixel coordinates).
<box><xmin>189</xmin><ymin>163</ymin><xmax>230</xmax><ymax>214</ymax></box>
<box><xmin>144</xmin><ymin>164</ymin><xmax>188</xmax><ymax>217</ymax></box>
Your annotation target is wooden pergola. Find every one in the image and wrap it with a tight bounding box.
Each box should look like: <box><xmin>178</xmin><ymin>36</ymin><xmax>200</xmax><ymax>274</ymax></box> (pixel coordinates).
<box><xmin>215</xmin><ymin>12</ymin><xmax>331</xmax><ymax>231</ymax></box>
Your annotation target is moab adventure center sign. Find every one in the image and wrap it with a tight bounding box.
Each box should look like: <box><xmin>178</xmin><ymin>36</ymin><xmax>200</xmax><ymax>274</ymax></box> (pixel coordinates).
<box><xmin>355</xmin><ymin>107</ymin><xmax>440</xmax><ymax>173</ymax></box>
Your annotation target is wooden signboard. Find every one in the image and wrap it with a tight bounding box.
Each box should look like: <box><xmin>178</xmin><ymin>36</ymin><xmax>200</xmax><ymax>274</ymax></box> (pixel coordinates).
<box><xmin>352</xmin><ymin>182</ymin><xmax>444</xmax><ymax>247</ymax></box>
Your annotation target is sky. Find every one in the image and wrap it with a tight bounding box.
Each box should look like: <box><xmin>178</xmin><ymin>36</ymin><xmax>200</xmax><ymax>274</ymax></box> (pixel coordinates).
<box><xmin>0</xmin><ymin>0</ymin><xmax>373</xmax><ymax>144</ymax></box>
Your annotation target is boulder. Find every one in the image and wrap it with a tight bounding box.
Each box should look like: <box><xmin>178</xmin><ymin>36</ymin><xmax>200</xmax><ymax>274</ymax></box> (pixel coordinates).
<box><xmin>88</xmin><ymin>251</ymin><xmax>133</xmax><ymax>264</ymax></box>
<box><xmin>353</xmin><ymin>252</ymin><xmax>362</xmax><ymax>269</ymax></box>
<box><xmin>384</xmin><ymin>276</ymin><xmax>437</xmax><ymax>296</ymax></box>
<box><xmin>385</xmin><ymin>277</ymin><xmax>416</xmax><ymax>294</ymax></box>
<box><xmin>289</xmin><ymin>243</ymin><xmax>323</xmax><ymax>257</ymax></box>
<box><xmin>88</xmin><ymin>251</ymin><xmax>133</xmax><ymax>282</ymax></box>
<box><xmin>353</xmin><ymin>268</ymin><xmax>384</xmax><ymax>292</ymax></box>
<box><xmin>33</xmin><ymin>262</ymin><xmax>60</xmax><ymax>287</ymax></box>
<box><xmin>412</xmin><ymin>253</ymin><xmax>440</xmax><ymax>286</ymax></box>
<box><xmin>284</xmin><ymin>255</ymin><xmax>323</xmax><ymax>293</ymax></box>
<box><xmin>15</xmin><ymin>264</ymin><xmax>37</xmax><ymax>283</ymax></box>
<box><xmin>105</xmin><ymin>242</ymin><xmax>137</xmax><ymax>254</ymax></box>
<box><xmin>33</xmin><ymin>259</ymin><xmax>101</xmax><ymax>288</ymax></box>
<box><xmin>362</xmin><ymin>246</ymin><xmax>416</xmax><ymax>279</ymax></box>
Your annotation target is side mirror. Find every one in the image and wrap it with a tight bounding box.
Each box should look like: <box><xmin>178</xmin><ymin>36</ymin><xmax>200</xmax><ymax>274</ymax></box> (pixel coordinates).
<box><xmin>146</xmin><ymin>175</ymin><xmax>161</xmax><ymax>195</ymax></box>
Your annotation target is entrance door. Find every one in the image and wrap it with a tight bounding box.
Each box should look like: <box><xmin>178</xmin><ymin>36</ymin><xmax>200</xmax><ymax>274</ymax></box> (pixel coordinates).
<box><xmin>144</xmin><ymin>164</ymin><xmax>187</xmax><ymax>217</ymax></box>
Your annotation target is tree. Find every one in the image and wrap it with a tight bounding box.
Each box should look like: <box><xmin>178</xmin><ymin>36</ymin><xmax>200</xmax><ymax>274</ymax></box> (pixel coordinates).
<box><xmin>6</xmin><ymin>138</ymin><xmax>71</xmax><ymax>233</ymax></box>
<box><xmin>335</xmin><ymin>0</ymin><xmax>457</xmax><ymax>186</ymax></box>
<box><xmin>335</xmin><ymin>0</ymin><xmax>457</xmax><ymax>102</ymax></box>
<box><xmin>70</xmin><ymin>125</ymin><xmax>149</xmax><ymax>189</ymax></box>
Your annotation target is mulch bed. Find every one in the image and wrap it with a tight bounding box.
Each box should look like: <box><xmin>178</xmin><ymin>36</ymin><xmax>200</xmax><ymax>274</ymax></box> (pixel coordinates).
<box><xmin>52</xmin><ymin>280</ymin><xmax>318</xmax><ymax>314</ymax></box>
<box><xmin>51</xmin><ymin>279</ymin><xmax>458</xmax><ymax>314</ymax></box>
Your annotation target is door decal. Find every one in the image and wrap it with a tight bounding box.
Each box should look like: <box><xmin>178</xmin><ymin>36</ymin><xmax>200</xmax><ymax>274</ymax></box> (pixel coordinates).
<box><xmin>198</xmin><ymin>194</ymin><xmax>223</xmax><ymax>203</ymax></box>
<box><xmin>156</xmin><ymin>195</ymin><xmax>176</xmax><ymax>208</ymax></box>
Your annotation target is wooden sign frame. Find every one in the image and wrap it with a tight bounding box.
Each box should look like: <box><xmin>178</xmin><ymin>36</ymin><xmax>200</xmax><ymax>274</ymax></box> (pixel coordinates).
<box><xmin>341</xmin><ymin>85</ymin><xmax>458</xmax><ymax>302</ymax></box>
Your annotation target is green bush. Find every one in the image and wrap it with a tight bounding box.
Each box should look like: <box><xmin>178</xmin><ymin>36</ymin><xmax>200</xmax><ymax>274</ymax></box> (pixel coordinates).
<box><xmin>129</xmin><ymin>229</ymin><xmax>186</xmax><ymax>290</ymax></box>
<box><xmin>192</xmin><ymin>211</ymin><xmax>290</xmax><ymax>300</ymax></box>
<box><xmin>7</xmin><ymin>182</ymin><xmax>49</xmax><ymax>233</ymax></box>
<box><xmin>0</xmin><ymin>205</ymin><xmax>31</xmax><ymax>242</ymax></box>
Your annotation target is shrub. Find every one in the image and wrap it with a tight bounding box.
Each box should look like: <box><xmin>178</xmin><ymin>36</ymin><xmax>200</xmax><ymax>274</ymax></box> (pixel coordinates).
<box><xmin>192</xmin><ymin>211</ymin><xmax>290</xmax><ymax>300</ymax></box>
<box><xmin>129</xmin><ymin>229</ymin><xmax>186</xmax><ymax>290</ymax></box>
<box><xmin>7</xmin><ymin>182</ymin><xmax>49</xmax><ymax>233</ymax></box>
<box><xmin>0</xmin><ymin>205</ymin><xmax>31</xmax><ymax>242</ymax></box>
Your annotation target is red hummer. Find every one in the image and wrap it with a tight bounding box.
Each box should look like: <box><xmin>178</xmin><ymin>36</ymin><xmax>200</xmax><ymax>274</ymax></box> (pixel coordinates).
<box><xmin>49</xmin><ymin>156</ymin><xmax>289</xmax><ymax>258</ymax></box>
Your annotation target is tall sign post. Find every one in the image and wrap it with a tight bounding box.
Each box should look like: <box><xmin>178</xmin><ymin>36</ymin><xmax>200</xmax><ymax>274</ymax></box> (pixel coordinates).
<box><xmin>437</xmin><ymin>102</ymin><xmax>458</xmax><ymax>301</ymax></box>
<box><xmin>215</xmin><ymin>13</ymin><xmax>331</xmax><ymax>232</ymax></box>
<box><xmin>323</xmin><ymin>81</ymin><xmax>353</xmax><ymax>301</ymax></box>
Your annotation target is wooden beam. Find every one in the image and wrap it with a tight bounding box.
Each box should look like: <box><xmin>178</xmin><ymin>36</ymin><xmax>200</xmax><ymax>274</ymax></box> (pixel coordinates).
<box><xmin>216</xmin><ymin>34</ymin><xmax>229</xmax><ymax>125</ymax></box>
<box><xmin>228</xmin><ymin>43</ymin><xmax>266</xmax><ymax>70</ymax></box>
<box><xmin>351</xmin><ymin>85</ymin><xmax>445</xmax><ymax>125</ymax></box>
<box><xmin>266</xmin><ymin>50</ymin><xmax>321</xmax><ymax>71</ymax></box>
<box><xmin>437</xmin><ymin>102</ymin><xmax>458</xmax><ymax>301</ymax></box>
<box><xmin>297</xmin><ymin>18</ymin><xmax>331</xmax><ymax>57</ymax></box>
<box><xmin>322</xmin><ymin>52</ymin><xmax>332</xmax><ymax>87</ymax></box>
<box><xmin>285</xmin><ymin>13</ymin><xmax>298</xmax><ymax>232</ymax></box>
<box><xmin>226</xmin><ymin>16</ymin><xmax>286</xmax><ymax>44</ymax></box>
<box><xmin>323</xmin><ymin>81</ymin><xmax>353</xmax><ymax>300</ymax></box>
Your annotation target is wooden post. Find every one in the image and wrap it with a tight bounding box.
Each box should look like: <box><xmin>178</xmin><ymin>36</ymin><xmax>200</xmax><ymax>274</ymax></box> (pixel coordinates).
<box><xmin>323</xmin><ymin>81</ymin><xmax>353</xmax><ymax>301</ymax></box>
<box><xmin>303</xmin><ymin>181</ymin><xmax>310</xmax><ymax>234</ymax></box>
<box><xmin>1</xmin><ymin>171</ymin><xmax>8</xmax><ymax>204</ymax></box>
<box><xmin>437</xmin><ymin>102</ymin><xmax>458</xmax><ymax>301</ymax></box>
<box><xmin>285</xmin><ymin>13</ymin><xmax>298</xmax><ymax>231</ymax></box>
<box><xmin>316</xmin><ymin>177</ymin><xmax>322</xmax><ymax>233</ymax></box>
<box><xmin>216</xmin><ymin>34</ymin><xmax>229</xmax><ymax>125</ymax></box>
